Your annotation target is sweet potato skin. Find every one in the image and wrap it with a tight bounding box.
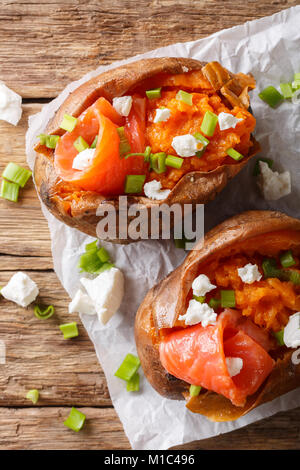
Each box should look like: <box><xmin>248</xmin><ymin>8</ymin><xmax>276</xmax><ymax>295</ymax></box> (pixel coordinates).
<box><xmin>134</xmin><ymin>210</ymin><xmax>300</xmax><ymax>420</ymax></box>
<box><xmin>34</xmin><ymin>58</ymin><xmax>259</xmax><ymax>243</ymax></box>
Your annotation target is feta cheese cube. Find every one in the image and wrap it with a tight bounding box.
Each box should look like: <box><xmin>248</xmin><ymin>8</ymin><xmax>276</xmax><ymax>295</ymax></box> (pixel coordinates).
<box><xmin>238</xmin><ymin>263</ymin><xmax>262</xmax><ymax>284</ymax></box>
<box><xmin>192</xmin><ymin>274</ymin><xmax>216</xmax><ymax>297</ymax></box>
<box><xmin>153</xmin><ymin>108</ymin><xmax>171</xmax><ymax>123</ymax></box>
<box><xmin>226</xmin><ymin>357</ymin><xmax>243</xmax><ymax>377</ymax></box>
<box><xmin>258</xmin><ymin>161</ymin><xmax>291</xmax><ymax>201</ymax></box>
<box><xmin>80</xmin><ymin>267</ymin><xmax>124</xmax><ymax>325</ymax></box>
<box><xmin>218</xmin><ymin>112</ymin><xmax>243</xmax><ymax>131</ymax></box>
<box><xmin>143</xmin><ymin>180</ymin><xmax>171</xmax><ymax>200</ymax></box>
<box><xmin>112</xmin><ymin>96</ymin><xmax>133</xmax><ymax>117</ymax></box>
<box><xmin>1</xmin><ymin>272</ymin><xmax>39</xmax><ymax>307</ymax></box>
<box><xmin>72</xmin><ymin>148</ymin><xmax>95</xmax><ymax>171</ymax></box>
<box><xmin>178</xmin><ymin>300</ymin><xmax>217</xmax><ymax>327</ymax></box>
<box><xmin>68</xmin><ymin>289</ymin><xmax>96</xmax><ymax>315</ymax></box>
<box><xmin>284</xmin><ymin>312</ymin><xmax>300</xmax><ymax>348</ymax></box>
<box><xmin>171</xmin><ymin>134</ymin><xmax>198</xmax><ymax>157</ymax></box>
<box><xmin>0</xmin><ymin>82</ymin><xmax>22</xmax><ymax>126</ymax></box>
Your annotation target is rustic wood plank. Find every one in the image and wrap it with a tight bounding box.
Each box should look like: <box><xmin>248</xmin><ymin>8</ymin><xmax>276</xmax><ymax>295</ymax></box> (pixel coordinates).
<box><xmin>0</xmin><ymin>0</ymin><xmax>297</xmax><ymax>98</ymax></box>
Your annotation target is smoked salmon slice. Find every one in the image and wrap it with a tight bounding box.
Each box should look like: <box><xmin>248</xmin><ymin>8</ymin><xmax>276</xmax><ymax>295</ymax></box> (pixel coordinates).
<box><xmin>159</xmin><ymin>309</ymin><xmax>274</xmax><ymax>407</ymax></box>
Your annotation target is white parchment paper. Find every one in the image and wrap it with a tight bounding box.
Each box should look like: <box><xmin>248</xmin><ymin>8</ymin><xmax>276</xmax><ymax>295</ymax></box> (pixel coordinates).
<box><xmin>26</xmin><ymin>6</ymin><xmax>300</xmax><ymax>450</ymax></box>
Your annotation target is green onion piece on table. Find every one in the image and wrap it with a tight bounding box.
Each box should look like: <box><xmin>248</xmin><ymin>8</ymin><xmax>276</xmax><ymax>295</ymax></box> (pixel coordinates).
<box><xmin>126</xmin><ymin>372</ymin><xmax>140</xmax><ymax>392</ymax></box>
<box><xmin>115</xmin><ymin>353</ymin><xmax>141</xmax><ymax>382</ymax></box>
<box><xmin>0</xmin><ymin>180</ymin><xmax>19</xmax><ymax>202</ymax></box>
<box><xmin>26</xmin><ymin>389</ymin><xmax>39</xmax><ymax>404</ymax></box>
<box><xmin>280</xmin><ymin>83</ymin><xmax>293</xmax><ymax>99</ymax></box>
<box><xmin>176</xmin><ymin>90</ymin><xmax>193</xmax><ymax>106</ymax></box>
<box><xmin>253</xmin><ymin>158</ymin><xmax>274</xmax><ymax>176</ymax></box>
<box><xmin>226</xmin><ymin>148</ymin><xmax>244</xmax><ymax>161</ymax></box>
<box><xmin>200</xmin><ymin>111</ymin><xmax>218</xmax><ymax>136</ymax></box>
<box><xmin>60</xmin><ymin>114</ymin><xmax>78</xmax><ymax>132</ymax></box>
<box><xmin>272</xmin><ymin>330</ymin><xmax>284</xmax><ymax>346</ymax></box>
<box><xmin>146</xmin><ymin>87</ymin><xmax>162</xmax><ymax>99</ymax></box>
<box><xmin>97</xmin><ymin>246</ymin><xmax>110</xmax><ymax>263</ymax></box>
<box><xmin>73</xmin><ymin>136</ymin><xmax>89</xmax><ymax>153</ymax></box>
<box><xmin>165</xmin><ymin>155</ymin><xmax>184</xmax><ymax>169</ymax></box>
<box><xmin>280</xmin><ymin>250</ymin><xmax>296</xmax><ymax>268</ymax></box>
<box><xmin>189</xmin><ymin>385</ymin><xmax>201</xmax><ymax>397</ymax></box>
<box><xmin>78</xmin><ymin>249</ymin><xmax>103</xmax><ymax>273</ymax></box>
<box><xmin>95</xmin><ymin>262</ymin><xmax>114</xmax><ymax>274</ymax></box>
<box><xmin>221</xmin><ymin>290</ymin><xmax>236</xmax><ymax>308</ymax></box>
<box><xmin>2</xmin><ymin>163</ymin><xmax>32</xmax><ymax>188</ymax></box>
<box><xmin>117</xmin><ymin>127</ymin><xmax>131</xmax><ymax>157</ymax></box>
<box><xmin>34</xmin><ymin>305</ymin><xmax>55</xmax><ymax>320</ymax></box>
<box><xmin>64</xmin><ymin>407</ymin><xmax>86</xmax><ymax>432</ymax></box>
<box><xmin>85</xmin><ymin>240</ymin><xmax>98</xmax><ymax>252</ymax></box>
<box><xmin>59</xmin><ymin>322</ymin><xmax>79</xmax><ymax>339</ymax></box>
<box><xmin>150</xmin><ymin>152</ymin><xmax>166</xmax><ymax>174</ymax></box>
<box><xmin>258</xmin><ymin>86</ymin><xmax>283</xmax><ymax>108</ymax></box>
<box><xmin>124</xmin><ymin>175</ymin><xmax>146</xmax><ymax>194</ymax></box>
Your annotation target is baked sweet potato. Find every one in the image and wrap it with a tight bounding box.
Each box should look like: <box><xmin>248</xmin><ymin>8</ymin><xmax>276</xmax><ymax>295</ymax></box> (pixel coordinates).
<box><xmin>135</xmin><ymin>211</ymin><xmax>300</xmax><ymax>421</ymax></box>
<box><xmin>34</xmin><ymin>58</ymin><xmax>259</xmax><ymax>243</ymax></box>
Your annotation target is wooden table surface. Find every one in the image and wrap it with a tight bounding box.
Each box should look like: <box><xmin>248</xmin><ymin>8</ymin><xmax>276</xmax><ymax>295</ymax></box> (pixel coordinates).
<box><xmin>1</xmin><ymin>0</ymin><xmax>299</xmax><ymax>450</ymax></box>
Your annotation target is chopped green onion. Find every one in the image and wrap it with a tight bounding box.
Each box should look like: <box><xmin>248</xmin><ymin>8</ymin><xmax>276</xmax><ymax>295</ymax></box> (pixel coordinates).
<box><xmin>150</xmin><ymin>152</ymin><xmax>166</xmax><ymax>174</ymax></box>
<box><xmin>174</xmin><ymin>238</ymin><xmax>186</xmax><ymax>249</ymax></box>
<box><xmin>90</xmin><ymin>135</ymin><xmax>98</xmax><ymax>149</ymax></box>
<box><xmin>226</xmin><ymin>148</ymin><xmax>244</xmax><ymax>161</ymax></box>
<box><xmin>194</xmin><ymin>132</ymin><xmax>210</xmax><ymax>147</ymax></box>
<box><xmin>85</xmin><ymin>240</ymin><xmax>98</xmax><ymax>252</ymax></box>
<box><xmin>292</xmin><ymin>80</ymin><xmax>300</xmax><ymax>90</ymax></box>
<box><xmin>64</xmin><ymin>407</ymin><xmax>86</xmax><ymax>432</ymax></box>
<box><xmin>115</xmin><ymin>353</ymin><xmax>141</xmax><ymax>381</ymax></box>
<box><xmin>221</xmin><ymin>290</ymin><xmax>236</xmax><ymax>308</ymax></box>
<box><xmin>0</xmin><ymin>180</ymin><xmax>19</xmax><ymax>202</ymax></box>
<box><xmin>95</xmin><ymin>262</ymin><xmax>114</xmax><ymax>274</ymax></box>
<box><xmin>189</xmin><ymin>385</ymin><xmax>201</xmax><ymax>397</ymax></box>
<box><xmin>262</xmin><ymin>258</ymin><xmax>280</xmax><ymax>279</ymax></box>
<box><xmin>26</xmin><ymin>389</ymin><xmax>39</xmax><ymax>404</ymax></box>
<box><xmin>272</xmin><ymin>329</ymin><xmax>284</xmax><ymax>346</ymax></box>
<box><xmin>165</xmin><ymin>155</ymin><xmax>184</xmax><ymax>169</ymax></box>
<box><xmin>117</xmin><ymin>127</ymin><xmax>131</xmax><ymax>157</ymax></box>
<box><xmin>201</xmin><ymin>111</ymin><xmax>218</xmax><ymax>137</ymax></box>
<box><xmin>59</xmin><ymin>322</ymin><xmax>79</xmax><ymax>339</ymax></box>
<box><xmin>34</xmin><ymin>305</ymin><xmax>55</xmax><ymax>320</ymax></box>
<box><xmin>38</xmin><ymin>134</ymin><xmax>60</xmax><ymax>149</ymax></box>
<box><xmin>288</xmin><ymin>270</ymin><xmax>300</xmax><ymax>285</ymax></box>
<box><xmin>193</xmin><ymin>295</ymin><xmax>205</xmax><ymax>303</ymax></box>
<box><xmin>2</xmin><ymin>163</ymin><xmax>32</xmax><ymax>188</ymax></box>
<box><xmin>60</xmin><ymin>114</ymin><xmax>77</xmax><ymax>132</ymax></box>
<box><xmin>124</xmin><ymin>174</ymin><xmax>146</xmax><ymax>194</ymax></box>
<box><xmin>78</xmin><ymin>249</ymin><xmax>103</xmax><ymax>273</ymax></box>
<box><xmin>258</xmin><ymin>86</ymin><xmax>283</xmax><ymax>108</ymax></box>
<box><xmin>126</xmin><ymin>372</ymin><xmax>140</xmax><ymax>392</ymax></box>
<box><xmin>97</xmin><ymin>246</ymin><xmax>110</xmax><ymax>263</ymax></box>
<box><xmin>280</xmin><ymin>83</ymin><xmax>293</xmax><ymax>99</ymax></box>
<box><xmin>176</xmin><ymin>90</ymin><xmax>193</xmax><ymax>106</ymax></box>
<box><xmin>209</xmin><ymin>298</ymin><xmax>221</xmax><ymax>310</ymax></box>
<box><xmin>294</xmin><ymin>73</ymin><xmax>300</xmax><ymax>81</ymax></box>
<box><xmin>124</xmin><ymin>146</ymin><xmax>152</xmax><ymax>161</ymax></box>
<box><xmin>253</xmin><ymin>158</ymin><xmax>274</xmax><ymax>176</ymax></box>
<box><xmin>146</xmin><ymin>87</ymin><xmax>161</xmax><ymax>100</ymax></box>
<box><xmin>280</xmin><ymin>250</ymin><xmax>296</xmax><ymax>268</ymax></box>
<box><xmin>73</xmin><ymin>136</ymin><xmax>89</xmax><ymax>153</ymax></box>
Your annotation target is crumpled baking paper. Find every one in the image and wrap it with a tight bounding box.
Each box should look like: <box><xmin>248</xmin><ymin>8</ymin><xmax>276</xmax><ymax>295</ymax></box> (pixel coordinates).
<box><xmin>26</xmin><ymin>5</ymin><xmax>300</xmax><ymax>450</ymax></box>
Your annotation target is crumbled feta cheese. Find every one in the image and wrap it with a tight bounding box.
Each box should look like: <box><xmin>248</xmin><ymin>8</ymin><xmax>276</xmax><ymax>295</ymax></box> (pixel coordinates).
<box><xmin>258</xmin><ymin>161</ymin><xmax>291</xmax><ymax>201</ymax></box>
<box><xmin>72</xmin><ymin>148</ymin><xmax>95</xmax><ymax>171</ymax></box>
<box><xmin>0</xmin><ymin>82</ymin><xmax>22</xmax><ymax>125</ymax></box>
<box><xmin>1</xmin><ymin>272</ymin><xmax>39</xmax><ymax>307</ymax></box>
<box><xmin>178</xmin><ymin>300</ymin><xmax>217</xmax><ymax>327</ymax></box>
<box><xmin>192</xmin><ymin>274</ymin><xmax>216</xmax><ymax>297</ymax></box>
<box><xmin>283</xmin><ymin>312</ymin><xmax>300</xmax><ymax>348</ymax></box>
<box><xmin>182</xmin><ymin>66</ymin><xmax>189</xmax><ymax>73</ymax></box>
<box><xmin>238</xmin><ymin>263</ymin><xmax>262</xmax><ymax>284</ymax></box>
<box><xmin>80</xmin><ymin>267</ymin><xmax>124</xmax><ymax>325</ymax></box>
<box><xmin>153</xmin><ymin>108</ymin><xmax>171</xmax><ymax>123</ymax></box>
<box><xmin>172</xmin><ymin>134</ymin><xmax>199</xmax><ymax>157</ymax></box>
<box><xmin>68</xmin><ymin>289</ymin><xmax>96</xmax><ymax>315</ymax></box>
<box><xmin>226</xmin><ymin>357</ymin><xmax>243</xmax><ymax>377</ymax></box>
<box><xmin>112</xmin><ymin>96</ymin><xmax>133</xmax><ymax>117</ymax></box>
<box><xmin>143</xmin><ymin>180</ymin><xmax>171</xmax><ymax>200</ymax></box>
<box><xmin>218</xmin><ymin>112</ymin><xmax>243</xmax><ymax>131</ymax></box>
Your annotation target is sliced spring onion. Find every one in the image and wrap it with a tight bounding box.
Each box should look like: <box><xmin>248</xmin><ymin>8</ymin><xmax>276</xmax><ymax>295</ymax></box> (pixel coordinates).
<box><xmin>78</xmin><ymin>250</ymin><xmax>103</xmax><ymax>273</ymax></box>
<box><xmin>126</xmin><ymin>372</ymin><xmax>140</xmax><ymax>392</ymax></box>
<box><xmin>115</xmin><ymin>353</ymin><xmax>141</xmax><ymax>381</ymax></box>
<box><xmin>34</xmin><ymin>305</ymin><xmax>55</xmax><ymax>320</ymax></box>
<box><xmin>194</xmin><ymin>132</ymin><xmax>210</xmax><ymax>146</ymax></box>
<box><xmin>193</xmin><ymin>295</ymin><xmax>205</xmax><ymax>303</ymax></box>
<box><xmin>189</xmin><ymin>385</ymin><xmax>201</xmax><ymax>397</ymax></box>
<box><xmin>90</xmin><ymin>135</ymin><xmax>98</xmax><ymax>149</ymax></box>
<box><xmin>165</xmin><ymin>155</ymin><xmax>184</xmax><ymax>169</ymax></box>
<box><xmin>253</xmin><ymin>158</ymin><xmax>274</xmax><ymax>176</ymax></box>
<box><xmin>26</xmin><ymin>389</ymin><xmax>39</xmax><ymax>404</ymax></box>
<box><xmin>280</xmin><ymin>83</ymin><xmax>293</xmax><ymax>99</ymax></box>
<box><xmin>97</xmin><ymin>246</ymin><xmax>110</xmax><ymax>263</ymax></box>
<box><xmin>124</xmin><ymin>146</ymin><xmax>152</xmax><ymax>161</ymax></box>
<box><xmin>59</xmin><ymin>322</ymin><xmax>79</xmax><ymax>339</ymax></box>
<box><xmin>85</xmin><ymin>240</ymin><xmax>98</xmax><ymax>252</ymax></box>
<box><xmin>73</xmin><ymin>136</ymin><xmax>89</xmax><ymax>153</ymax></box>
<box><xmin>176</xmin><ymin>90</ymin><xmax>193</xmax><ymax>106</ymax></box>
<box><xmin>258</xmin><ymin>86</ymin><xmax>283</xmax><ymax>108</ymax></box>
<box><xmin>0</xmin><ymin>180</ymin><xmax>19</xmax><ymax>202</ymax></box>
<box><xmin>201</xmin><ymin>111</ymin><xmax>218</xmax><ymax>137</ymax></box>
<box><xmin>208</xmin><ymin>298</ymin><xmax>221</xmax><ymax>310</ymax></box>
<box><xmin>124</xmin><ymin>174</ymin><xmax>146</xmax><ymax>194</ymax></box>
<box><xmin>280</xmin><ymin>250</ymin><xmax>296</xmax><ymax>268</ymax></box>
<box><xmin>60</xmin><ymin>114</ymin><xmax>77</xmax><ymax>132</ymax></box>
<box><xmin>117</xmin><ymin>127</ymin><xmax>131</xmax><ymax>157</ymax></box>
<box><xmin>226</xmin><ymin>148</ymin><xmax>244</xmax><ymax>161</ymax></box>
<box><xmin>2</xmin><ymin>163</ymin><xmax>32</xmax><ymax>188</ymax></box>
<box><xmin>272</xmin><ymin>329</ymin><xmax>284</xmax><ymax>346</ymax></box>
<box><xmin>150</xmin><ymin>152</ymin><xmax>166</xmax><ymax>174</ymax></box>
<box><xmin>38</xmin><ymin>134</ymin><xmax>60</xmax><ymax>149</ymax></box>
<box><xmin>95</xmin><ymin>262</ymin><xmax>115</xmax><ymax>274</ymax></box>
<box><xmin>288</xmin><ymin>270</ymin><xmax>300</xmax><ymax>285</ymax></box>
<box><xmin>174</xmin><ymin>238</ymin><xmax>186</xmax><ymax>249</ymax></box>
<box><xmin>64</xmin><ymin>407</ymin><xmax>86</xmax><ymax>432</ymax></box>
<box><xmin>262</xmin><ymin>258</ymin><xmax>280</xmax><ymax>278</ymax></box>
<box><xmin>146</xmin><ymin>87</ymin><xmax>162</xmax><ymax>99</ymax></box>
<box><xmin>220</xmin><ymin>290</ymin><xmax>236</xmax><ymax>308</ymax></box>
<box><xmin>292</xmin><ymin>79</ymin><xmax>300</xmax><ymax>90</ymax></box>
